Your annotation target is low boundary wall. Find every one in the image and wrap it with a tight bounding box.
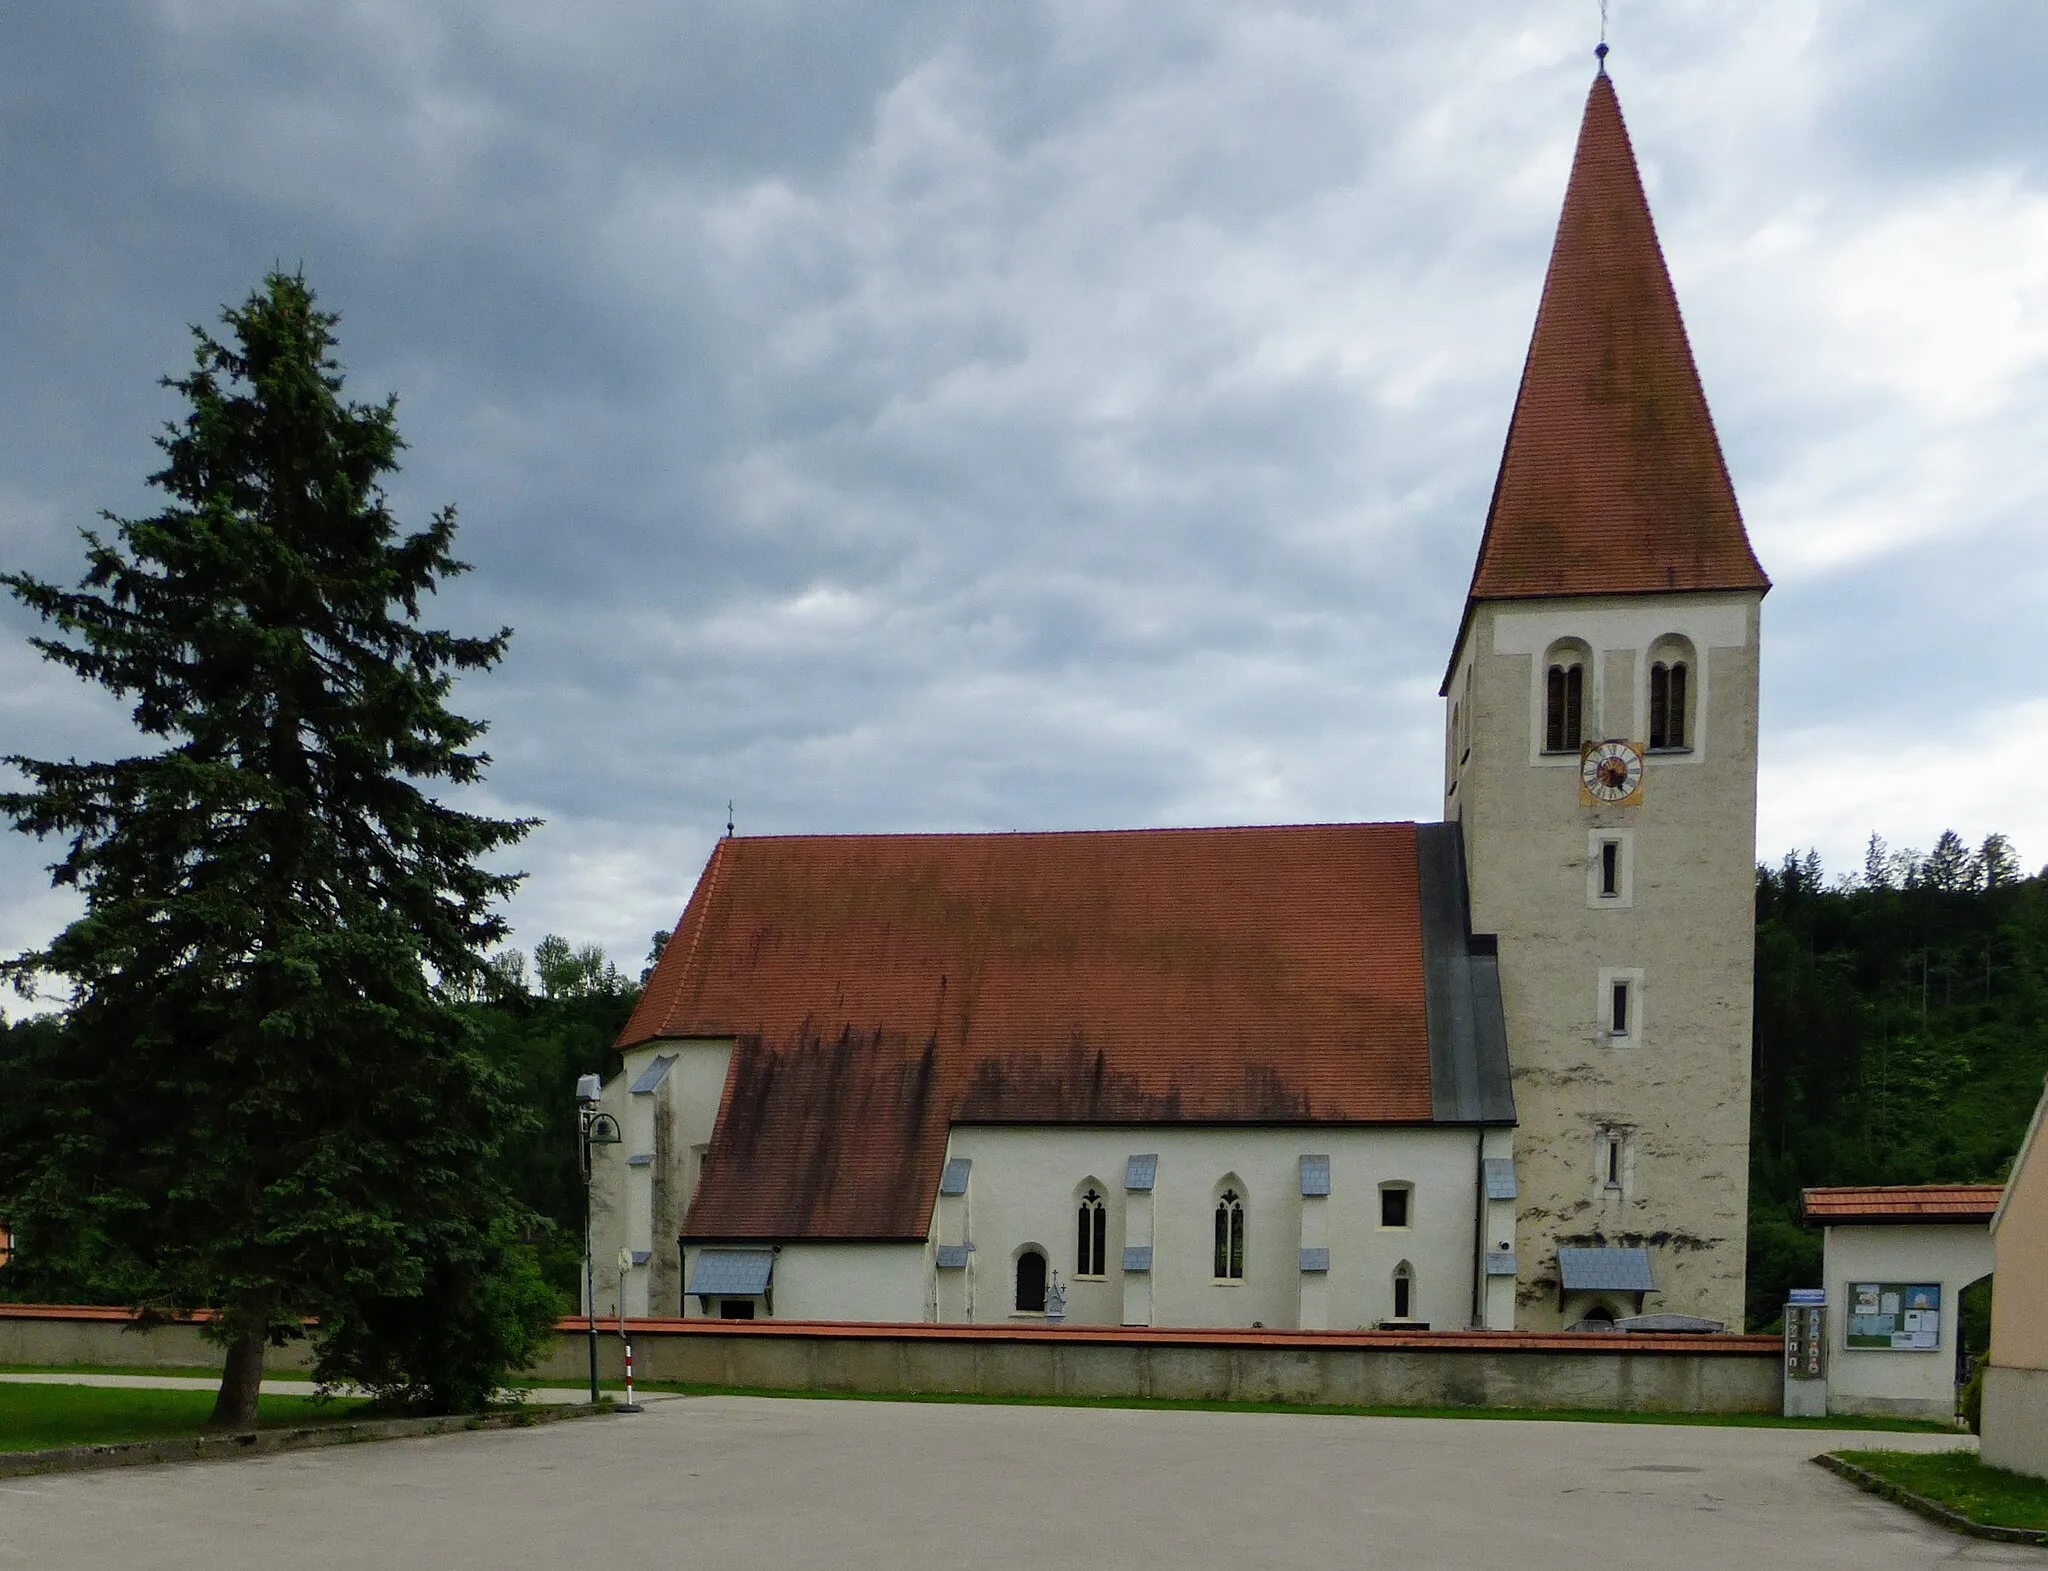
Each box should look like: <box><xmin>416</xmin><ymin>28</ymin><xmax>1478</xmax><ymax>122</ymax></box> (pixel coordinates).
<box><xmin>0</xmin><ymin>1306</ymin><xmax>1782</xmax><ymax>1413</ymax></box>
<box><xmin>542</xmin><ymin>1317</ymin><xmax>1781</xmax><ymax>1414</ymax></box>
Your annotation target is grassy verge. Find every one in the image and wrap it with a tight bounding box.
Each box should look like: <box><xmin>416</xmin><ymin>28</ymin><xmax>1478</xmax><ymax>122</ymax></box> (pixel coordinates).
<box><xmin>0</xmin><ymin>1383</ymin><xmax>369</xmax><ymax>1452</ymax></box>
<box><xmin>603</xmin><ymin>1379</ymin><xmax>1951</xmax><ymax>1431</ymax></box>
<box><xmin>1834</xmin><ymin>1448</ymin><xmax>2048</xmax><ymax>1532</ymax></box>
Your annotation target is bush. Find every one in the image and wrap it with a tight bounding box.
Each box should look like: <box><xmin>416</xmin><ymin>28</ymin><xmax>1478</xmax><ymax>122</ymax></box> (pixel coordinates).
<box><xmin>311</xmin><ymin>1228</ymin><xmax>564</xmax><ymax>1414</ymax></box>
<box><xmin>1961</xmin><ymin>1357</ymin><xmax>1986</xmax><ymax>1435</ymax></box>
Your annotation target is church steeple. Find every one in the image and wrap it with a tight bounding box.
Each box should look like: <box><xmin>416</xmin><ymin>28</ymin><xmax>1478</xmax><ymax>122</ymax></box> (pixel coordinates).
<box><xmin>1461</xmin><ymin>72</ymin><xmax>1768</xmax><ymax>609</ymax></box>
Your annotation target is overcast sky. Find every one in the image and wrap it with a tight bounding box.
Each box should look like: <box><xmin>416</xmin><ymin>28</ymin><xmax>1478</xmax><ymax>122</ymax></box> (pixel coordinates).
<box><xmin>5</xmin><ymin>1</ymin><xmax>2047</xmax><ymax>999</ymax></box>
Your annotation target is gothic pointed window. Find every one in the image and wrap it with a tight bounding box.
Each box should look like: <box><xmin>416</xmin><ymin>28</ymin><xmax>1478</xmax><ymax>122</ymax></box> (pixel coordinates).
<box><xmin>1393</xmin><ymin>1261</ymin><xmax>1415</xmax><ymax>1321</ymax></box>
<box><xmin>1076</xmin><ymin>1188</ymin><xmax>1107</xmax><ymax>1277</ymax></box>
<box><xmin>1213</xmin><ymin>1188</ymin><xmax>1245</xmax><ymax>1280</ymax></box>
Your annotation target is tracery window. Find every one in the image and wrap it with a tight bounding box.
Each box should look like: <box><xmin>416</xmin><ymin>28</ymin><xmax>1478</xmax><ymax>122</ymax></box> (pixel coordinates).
<box><xmin>1076</xmin><ymin>1188</ymin><xmax>1107</xmax><ymax>1277</ymax></box>
<box><xmin>1545</xmin><ymin>662</ymin><xmax>1584</xmax><ymax>752</ymax></box>
<box><xmin>1213</xmin><ymin>1189</ymin><xmax>1245</xmax><ymax>1280</ymax></box>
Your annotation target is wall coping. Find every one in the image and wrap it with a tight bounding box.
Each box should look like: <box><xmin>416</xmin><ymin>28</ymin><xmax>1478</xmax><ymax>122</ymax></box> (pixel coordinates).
<box><xmin>550</xmin><ymin>1314</ymin><xmax>1779</xmax><ymax>1357</ymax></box>
<box><xmin>0</xmin><ymin>1303</ymin><xmax>1778</xmax><ymax>1357</ymax></box>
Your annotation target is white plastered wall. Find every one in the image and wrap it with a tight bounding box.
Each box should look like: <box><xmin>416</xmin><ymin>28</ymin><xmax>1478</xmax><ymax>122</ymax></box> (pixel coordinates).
<box><xmin>942</xmin><ymin>1125</ymin><xmax>1489</xmax><ymax>1331</ymax></box>
<box><xmin>1822</xmin><ymin>1222</ymin><xmax>1994</xmax><ymax>1420</ymax></box>
<box><xmin>679</xmin><ymin>1243</ymin><xmax>929</xmax><ymax>1323</ymax></box>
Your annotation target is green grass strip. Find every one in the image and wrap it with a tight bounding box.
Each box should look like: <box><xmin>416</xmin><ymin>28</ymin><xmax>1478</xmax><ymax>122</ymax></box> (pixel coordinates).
<box><xmin>1834</xmin><ymin>1448</ymin><xmax>2048</xmax><ymax>1532</ymax></box>
<box><xmin>0</xmin><ymin>1383</ymin><xmax>368</xmax><ymax>1453</ymax></box>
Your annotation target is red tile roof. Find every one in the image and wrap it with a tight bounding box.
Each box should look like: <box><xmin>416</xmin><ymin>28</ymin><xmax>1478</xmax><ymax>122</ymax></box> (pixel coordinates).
<box><xmin>622</xmin><ymin>824</ymin><xmax>1441</xmax><ymax>1240</ymax></box>
<box><xmin>1802</xmin><ymin>1185</ymin><xmax>2004</xmax><ymax>1225</ymax></box>
<box><xmin>1458</xmin><ymin>73</ymin><xmax>1767</xmax><ymax>619</ymax></box>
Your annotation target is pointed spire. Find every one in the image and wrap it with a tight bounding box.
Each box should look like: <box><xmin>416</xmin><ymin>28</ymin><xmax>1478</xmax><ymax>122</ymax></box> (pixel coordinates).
<box><xmin>1461</xmin><ymin>73</ymin><xmax>1768</xmax><ymax>607</ymax></box>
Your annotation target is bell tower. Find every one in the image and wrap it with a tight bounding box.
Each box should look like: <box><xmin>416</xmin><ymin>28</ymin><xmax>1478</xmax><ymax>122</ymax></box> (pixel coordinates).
<box><xmin>1442</xmin><ymin>66</ymin><xmax>1769</xmax><ymax>1330</ymax></box>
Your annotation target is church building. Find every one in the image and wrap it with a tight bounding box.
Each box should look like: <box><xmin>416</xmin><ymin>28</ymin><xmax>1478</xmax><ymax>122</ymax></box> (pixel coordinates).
<box><xmin>586</xmin><ymin>64</ymin><xmax>1768</xmax><ymax>1334</ymax></box>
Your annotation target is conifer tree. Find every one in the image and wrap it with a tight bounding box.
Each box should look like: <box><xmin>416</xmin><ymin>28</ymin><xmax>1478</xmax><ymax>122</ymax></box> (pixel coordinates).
<box><xmin>0</xmin><ymin>273</ymin><xmax>552</xmax><ymax>1426</ymax></box>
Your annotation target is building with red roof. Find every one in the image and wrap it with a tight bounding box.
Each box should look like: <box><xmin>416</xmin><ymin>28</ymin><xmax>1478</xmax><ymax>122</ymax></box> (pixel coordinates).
<box><xmin>588</xmin><ymin>61</ymin><xmax>1766</xmax><ymax>1335</ymax></box>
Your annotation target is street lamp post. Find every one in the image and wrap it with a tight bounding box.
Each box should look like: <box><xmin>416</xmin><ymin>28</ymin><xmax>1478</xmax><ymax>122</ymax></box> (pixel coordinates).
<box><xmin>575</xmin><ymin>1074</ymin><xmax>621</xmax><ymax>1405</ymax></box>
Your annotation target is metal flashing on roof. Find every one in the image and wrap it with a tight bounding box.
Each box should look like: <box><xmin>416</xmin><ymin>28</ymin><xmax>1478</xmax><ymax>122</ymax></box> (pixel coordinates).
<box><xmin>1298</xmin><ymin>1248</ymin><xmax>1330</xmax><ymax>1273</ymax></box>
<box><xmin>1299</xmin><ymin>1155</ymin><xmax>1331</xmax><ymax>1197</ymax></box>
<box><xmin>628</xmin><ymin>1053</ymin><xmax>678</xmax><ymax>1095</ymax></box>
<box><xmin>1485</xmin><ymin>1250</ymin><xmax>1518</xmax><ymax>1277</ymax></box>
<box><xmin>939</xmin><ymin>1158</ymin><xmax>972</xmax><ymax>1196</ymax></box>
<box><xmin>626</xmin><ymin>1153</ymin><xmax>654</xmax><ymax>1167</ymax></box>
<box><xmin>1482</xmin><ymin>1157</ymin><xmax>1519</xmax><ymax>1200</ymax></box>
<box><xmin>1415</xmin><ymin>823</ymin><xmax>1516</xmax><ymax>1124</ymax></box>
<box><xmin>1556</xmin><ymin>1246</ymin><xmax>1655</xmax><ymax>1294</ymax></box>
<box><xmin>1125</xmin><ymin>1155</ymin><xmax>1158</xmax><ymax>1192</ymax></box>
<box><xmin>1121</xmin><ymin>1245</ymin><xmax>1153</xmax><ymax>1272</ymax></box>
<box><xmin>629</xmin><ymin>1250</ymin><xmax>652</xmax><ymax>1267</ymax></box>
<box><xmin>935</xmin><ymin>1244</ymin><xmax>973</xmax><ymax>1269</ymax></box>
<box><xmin>1615</xmin><ymin>1313</ymin><xmax>1723</xmax><ymax>1334</ymax></box>
<box><xmin>687</xmin><ymin>1248</ymin><xmax>775</xmax><ymax>1297</ymax></box>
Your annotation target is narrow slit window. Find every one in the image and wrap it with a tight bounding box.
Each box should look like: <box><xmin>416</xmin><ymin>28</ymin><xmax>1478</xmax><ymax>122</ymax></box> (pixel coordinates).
<box><xmin>1605</xmin><ymin>1136</ymin><xmax>1622</xmax><ymax>1187</ymax></box>
<box><xmin>1610</xmin><ymin>981</ymin><xmax>1631</xmax><ymax>1037</ymax></box>
<box><xmin>1600</xmin><ymin>841</ymin><xmax>1620</xmax><ymax>898</ymax></box>
<box><xmin>1393</xmin><ymin>1263</ymin><xmax>1414</xmax><ymax>1321</ymax></box>
<box><xmin>1213</xmin><ymin>1190</ymin><xmax>1245</xmax><ymax>1280</ymax></box>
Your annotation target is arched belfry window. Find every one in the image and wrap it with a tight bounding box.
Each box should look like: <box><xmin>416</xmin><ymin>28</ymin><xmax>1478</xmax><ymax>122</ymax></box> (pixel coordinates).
<box><xmin>1544</xmin><ymin>658</ymin><xmax>1585</xmax><ymax>753</ymax></box>
<box><xmin>1648</xmin><ymin>639</ymin><xmax>1694</xmax><ymax>751</ymax></box>
<box><xmin>1016</xmin><ymin>1248</ymin><xmax>1048</xmax><ymax>1313</ymax></box>
<box><xmin>1076</xmin><ymin>1187</ymin><xmax>1107</xmax><ymax>1277</ymax></box>
<box><xmin>1213</xmin><ymin>1187</ymin><xmax>1245</xmax><ymax>1281</ymax></box>
<box><xmin>1392</xmin><ymin>1260</ymin><xmax>1415</xmax><ymax>1321</ymax></box>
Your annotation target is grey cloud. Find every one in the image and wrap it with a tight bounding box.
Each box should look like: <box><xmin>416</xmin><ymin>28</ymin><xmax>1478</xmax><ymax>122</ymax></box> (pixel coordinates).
<box><xmin>6</xmin><ymin>1</ymin><xmax>2048</xmax><ymax>980</ymax></box>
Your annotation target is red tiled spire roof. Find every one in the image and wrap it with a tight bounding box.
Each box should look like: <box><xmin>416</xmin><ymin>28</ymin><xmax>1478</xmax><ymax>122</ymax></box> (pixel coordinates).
<box><xmin>1461</xmin><ymin>71</ymin><xmax>1768</xmax><ymax>609</ymax></box>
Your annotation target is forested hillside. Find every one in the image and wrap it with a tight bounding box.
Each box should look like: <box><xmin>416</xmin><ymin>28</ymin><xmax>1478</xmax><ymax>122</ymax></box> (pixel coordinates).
<box><xmin>1747</xmin><ymin>832</ymin><xmax>2048</xmax><ymax>1327</ymax></box>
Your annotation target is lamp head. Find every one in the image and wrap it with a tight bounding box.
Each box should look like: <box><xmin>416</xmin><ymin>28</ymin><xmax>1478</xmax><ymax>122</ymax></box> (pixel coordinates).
<box><xmin>576</xmin><ymin>1073</ymin><xmax>603</xmax><ymax>1105</ymax></box>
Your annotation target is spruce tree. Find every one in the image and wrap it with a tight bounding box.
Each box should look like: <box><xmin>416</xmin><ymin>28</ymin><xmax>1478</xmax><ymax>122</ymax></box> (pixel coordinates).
<box><xmin>0</xmin><ymin>272</ymin><xmax>551</xmax><ymax>1426</ymax></box>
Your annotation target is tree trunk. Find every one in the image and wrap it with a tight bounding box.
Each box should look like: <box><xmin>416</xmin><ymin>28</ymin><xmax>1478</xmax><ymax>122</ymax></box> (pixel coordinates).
<box><xmin>209</xmin><ymin>1313</ymin><xmax>268</xmax><ymax>1431</ymax></box>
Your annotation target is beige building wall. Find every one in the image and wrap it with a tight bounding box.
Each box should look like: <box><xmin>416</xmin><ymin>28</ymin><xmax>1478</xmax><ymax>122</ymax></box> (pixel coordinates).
<box><xmin>587</xmin><ymin>1038</ymin><xmax>735</xmax><ymax>1318</ymax></box>
<box><xmin>1820</xmin><ymin>1222</ymin><xmax>1992</xmax><ymax>1420</ymax></box>
<box><xmin>1446</xmin><ymin>591</ymin><xmax>1761</xmax><ymax>1329</ymax></box>
<box><xmin>1984</xmin><ymin>1085</ymin><xmax>2048</xmax><ymax>1477</ymax></box>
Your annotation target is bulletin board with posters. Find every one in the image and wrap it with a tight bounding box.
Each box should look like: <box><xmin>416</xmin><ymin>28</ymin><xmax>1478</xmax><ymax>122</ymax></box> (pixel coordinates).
<box><xmin>1846</xmin><ymin>1282</ymin><xmax>1942</xmax><ymax>1350</ymax></box>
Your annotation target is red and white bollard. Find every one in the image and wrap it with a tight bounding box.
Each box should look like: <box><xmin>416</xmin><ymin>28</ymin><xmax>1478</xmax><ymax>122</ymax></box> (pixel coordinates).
<box><xmin>617</xmin><ymin>1337</ymin><xmax>643</xmax><ymax>1414</ymax></box>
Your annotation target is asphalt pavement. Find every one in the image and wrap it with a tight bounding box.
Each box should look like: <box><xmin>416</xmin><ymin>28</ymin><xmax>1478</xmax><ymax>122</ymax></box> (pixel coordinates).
<box><xmin>0</xmin><ymin>1393</ymin><xmax>2024</xmax><ymax>1569</ymax></box>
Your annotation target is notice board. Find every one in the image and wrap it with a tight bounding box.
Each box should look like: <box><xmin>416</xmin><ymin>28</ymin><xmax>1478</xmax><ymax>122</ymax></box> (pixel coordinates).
<box><xmin>1846</xmin><ymin>1282</ymin><xmax>1941</xmax><ymax>1350</ymax></box>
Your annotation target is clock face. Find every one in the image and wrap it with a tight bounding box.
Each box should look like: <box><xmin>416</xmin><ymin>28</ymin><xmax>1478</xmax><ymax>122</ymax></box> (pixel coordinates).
<box><xmin>1580</xmin><ymin>739</ymin><xmax>1645</xmax><ymax>805</ymax></box>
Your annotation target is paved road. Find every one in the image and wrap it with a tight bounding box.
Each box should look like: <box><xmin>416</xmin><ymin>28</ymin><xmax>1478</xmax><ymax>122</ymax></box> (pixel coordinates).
<box><xmin>1</xmin><ymin>1396</ymin><xmax>2027</xmax><ymax>1569</ymax></box>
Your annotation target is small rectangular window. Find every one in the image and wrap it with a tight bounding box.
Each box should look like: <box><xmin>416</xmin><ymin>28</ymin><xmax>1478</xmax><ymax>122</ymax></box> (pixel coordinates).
<box><xmin>1380</xmin><ymin>1186</ymin><xmax>1411</xmax><ymax>1228</ymax></box>
<box><xmin>720</xmin><ymin>1299</ymin><xmax>756</xmax><ymax>1320</ymax></box>
<box><xmin>1610</xmin><ymin>981</ymin><xmax>1631</xmax><ymax>1037</ymax></box>
<box><xmin>1599</xmin><ymin>841</ymin><xmax>1619</xmax><ymax>898</ymax></box>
